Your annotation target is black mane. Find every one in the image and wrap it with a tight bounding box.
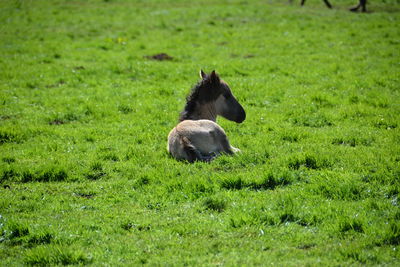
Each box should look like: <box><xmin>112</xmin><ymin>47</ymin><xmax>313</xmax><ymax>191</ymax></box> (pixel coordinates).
<box><xmin>179</xmin><ymin>76</ymin><xmax>220</xmax><ymax>122</ymax></box>
<box><xmin>179</xmin><ymin>80</ymin><xmax>202</xmax><ymax>122</ymax></box>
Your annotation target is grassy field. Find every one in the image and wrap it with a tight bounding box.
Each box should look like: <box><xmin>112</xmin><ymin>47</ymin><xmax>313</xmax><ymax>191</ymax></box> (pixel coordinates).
<box><xmin>1</xmin><ymin>0</ymin><xmax>399</xmax><ymax>265</ymax></box>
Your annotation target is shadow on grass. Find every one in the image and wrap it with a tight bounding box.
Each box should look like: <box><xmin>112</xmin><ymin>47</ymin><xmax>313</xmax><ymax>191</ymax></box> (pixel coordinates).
<box><xmin>220</xmin><ymin>171</ymin><xmax>294</xmax><ymax>191</ymax></box>
<box><xmin>1</xmin><ymin>166</ymin><xmax>68</xmax><ymax>183</ymax></box>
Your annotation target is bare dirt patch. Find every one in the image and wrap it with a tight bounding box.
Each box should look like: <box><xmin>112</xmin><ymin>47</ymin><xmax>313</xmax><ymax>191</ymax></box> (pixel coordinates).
<box><xmin>145</xmin><ymin>53</ymin><xmax>173</xmax><ymax>61</ymax></box>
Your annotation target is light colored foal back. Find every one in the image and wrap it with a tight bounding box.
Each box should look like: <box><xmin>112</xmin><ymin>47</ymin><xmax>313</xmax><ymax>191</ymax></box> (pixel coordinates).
<box><xmin>168</xmin><ymin>120</ymin><xmax>239</xmax><ymax>162</ymax></box>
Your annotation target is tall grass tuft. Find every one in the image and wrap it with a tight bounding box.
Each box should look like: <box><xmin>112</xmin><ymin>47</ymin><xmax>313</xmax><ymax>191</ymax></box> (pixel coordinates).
<box><xmin>24</xmin><ymin>246</ymin><xmax>91</xmax><ymax>266</ymax></box>
<box><xmin>203</xmin><ymin>197</ymin><xmax>227</xmax><ymax>212</ymax></box>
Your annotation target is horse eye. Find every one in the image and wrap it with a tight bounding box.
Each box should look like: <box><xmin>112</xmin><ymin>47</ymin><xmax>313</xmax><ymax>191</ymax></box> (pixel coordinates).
<box><xmin>223</xmin><ymin>93</ymin><xmax>231</xmax><ymax>99</ymax></box>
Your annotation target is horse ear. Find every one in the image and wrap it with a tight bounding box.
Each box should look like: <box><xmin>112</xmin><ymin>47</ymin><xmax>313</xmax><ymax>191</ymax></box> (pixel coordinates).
<box><xmin>200</xmin><ymin>70</ymin><xmax>207</xmax><ymax>79</ymax></box>
<box><xmin>210</xmin><ymin>70</ymin><xmax>220</xmax><ymax>83</ymax></box>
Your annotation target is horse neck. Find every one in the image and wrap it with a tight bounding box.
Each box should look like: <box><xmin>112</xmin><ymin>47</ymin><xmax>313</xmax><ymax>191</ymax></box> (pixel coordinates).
<box><xmin>181</xmin><ymin>101</ymin><xmax>217</xmax><ymax>122</ymax></box>
<box><xmin>196</xmin><ymin>101</ymin><xmax>217</xmax><ymax>121</ymax></box>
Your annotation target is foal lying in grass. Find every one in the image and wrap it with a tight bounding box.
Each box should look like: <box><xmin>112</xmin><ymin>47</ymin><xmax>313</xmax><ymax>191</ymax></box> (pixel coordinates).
<box><xmin>168</xmin><ymin>70</ymin><xmax>246</xmax><ymax>162</ymax></box>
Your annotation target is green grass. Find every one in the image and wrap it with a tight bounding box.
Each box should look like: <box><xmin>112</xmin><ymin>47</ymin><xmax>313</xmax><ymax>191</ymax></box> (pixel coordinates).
<box><xmin>1</xmin><ymin>0</ymin><xmax>399</xmax><ymax>265</ymax></box>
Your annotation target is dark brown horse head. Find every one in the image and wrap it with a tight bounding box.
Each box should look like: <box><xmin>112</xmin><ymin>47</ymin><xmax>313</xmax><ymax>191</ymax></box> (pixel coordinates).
<box><xmin>200</xmin><ymin>70</ymin><xmax>246</xmax><ymax>123</ymax></box>
<box><xmin>179</xmin><ymin>70</ymin><xmax>246</xmax><ymax>123</ymax></box>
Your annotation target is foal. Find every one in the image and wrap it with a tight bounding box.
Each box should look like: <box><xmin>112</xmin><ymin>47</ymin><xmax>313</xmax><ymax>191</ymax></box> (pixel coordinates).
<box><xmin>167</xmin><ymin>70</ymin><xmax>246</xmax><ymax>162</ymax></box>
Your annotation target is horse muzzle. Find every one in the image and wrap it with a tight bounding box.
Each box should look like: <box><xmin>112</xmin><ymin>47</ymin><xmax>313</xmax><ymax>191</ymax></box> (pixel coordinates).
<box><xmin>235</xmin><ymin>109</ymin><xmax>246</xmax><ymax>123</ymax></box>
